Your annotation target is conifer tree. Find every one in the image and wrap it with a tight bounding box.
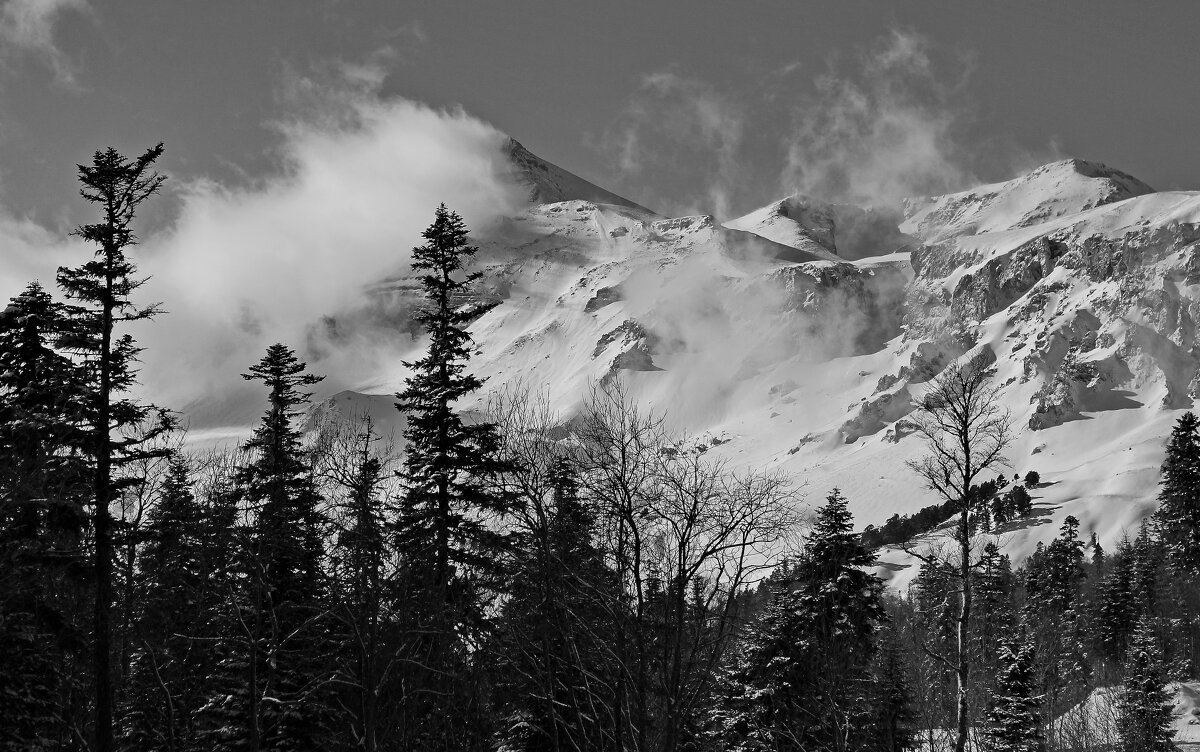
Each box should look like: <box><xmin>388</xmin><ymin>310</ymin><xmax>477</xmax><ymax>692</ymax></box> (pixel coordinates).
<box><xmin>203</xmin><ymin>344</ymin><xmax>330</xmax><ymax>752</ymax></box>
<box><xmin>0</xmin><ymin>282</ymin><xmax>91</xmax><ymax>749</ymax></box>
<box><xmin>1156</xmin><ymin>412</ymin><xmax>1200</xmax><ymax>571</ymax></box>
<box><xmin>1024</xmin><ymin>517</ymin><xmax>1089</xmax><ymax>729</ymax></box>
<box><xmin>57</xmin><ymin>143</ymin><xmax>174</xmax><ymax>751</ymax></box>
<box><xmin>865</xmin><ymin>623</ymin><xmax>917</xmax><ymax>752</ymax></box>
<box><xmin>1116</xmin><ymin>616</ymin><xmax>1176</xmax><ymax>752</ymax></box>
<box><xmin>121</xmin><ymin>456</ymin><xmax>233</xmax><ymax>751</ymax></box>
<box><xmin>1132</xmin><ymin>521</ymin><xmax>1164</xmax><ymax>617</ymax></box>
<box><xmin>983</xmin><ymin>640</ymin><xmax>1045</xmax><ymax>752</ymax></box>
<box><xmin>974</xmin><ymin>543</ymin><xmax>1016</xmax><ymax>671</ymax></box>
<box><xmin>1094</xmin><ymin>535</ymin><xmax>1137</xmax><ymax>663</ymax></box>
<box><xmin>491</xmin><ymin>456</ymin><xmax>618</xmax><ymax>752</ymax></box>
<box><xmin>393</xmin><ymin>204</ymin><xmax>511</xmax><ymax>750</ymax></box>
<box><xmin>719</xmin><ymin>489</ymin><xmax>884</xmax><ymax>751</ymax></box>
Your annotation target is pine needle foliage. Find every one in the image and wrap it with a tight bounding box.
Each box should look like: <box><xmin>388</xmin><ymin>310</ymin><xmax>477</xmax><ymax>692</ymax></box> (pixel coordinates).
<box><xmin>983</xmin><ymin>640</ymin><xmax>1045</xmax><ymax>752</ymax></box>
<box><xmin>1116</xmin><ymin>616</ymin><xmax>1176</xmax><ymax>752</ymax></box>
<box><xmin>1156</xmin><ymin>412</ymin><xmax>1200</xmax><ymax>572</ymax></box>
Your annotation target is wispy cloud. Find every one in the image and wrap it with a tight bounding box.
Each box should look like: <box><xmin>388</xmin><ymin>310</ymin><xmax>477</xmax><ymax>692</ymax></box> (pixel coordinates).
<box><xmin>779</xmin><ymin>29</ymin><xmax>975</xmax><ymax>209</ymax></box>
<box><xmin>601</xmin><ymin>70</ymin><xmax>746</xmax><ymax>218</ymax></box>
<box><xmin>0</xmin><ymin>0</ymin><xmax>88</xmax><ymax>86</ymax></box>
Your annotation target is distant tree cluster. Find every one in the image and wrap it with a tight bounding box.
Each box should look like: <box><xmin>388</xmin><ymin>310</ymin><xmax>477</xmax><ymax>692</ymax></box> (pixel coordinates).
<box><xmin>862</xmin><ymin>474</ymin><xmax>1037</xmax><ymax>549</ymax></box>
<box><xmin>1</xmin><ymin>146</ymin><xmax>1198</xmax><ymax>752</ymax></box>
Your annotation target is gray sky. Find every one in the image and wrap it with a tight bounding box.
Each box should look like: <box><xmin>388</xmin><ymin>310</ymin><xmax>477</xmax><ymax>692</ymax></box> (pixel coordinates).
<box><xmin>2</xmin><ymin>0</ymin><xmax>1198</xmax><ymax>227</ymax></box>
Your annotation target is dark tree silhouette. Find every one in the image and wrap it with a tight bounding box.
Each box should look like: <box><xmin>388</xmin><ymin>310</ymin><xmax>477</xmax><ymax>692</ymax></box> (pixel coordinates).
<box><xmin>57</xmin><ymin>144</ymin><xmax>174</xmax><ymax>752</ymax></box>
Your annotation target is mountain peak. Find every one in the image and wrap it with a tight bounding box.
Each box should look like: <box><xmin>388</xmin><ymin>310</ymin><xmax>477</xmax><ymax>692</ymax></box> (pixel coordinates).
<box><xmin>503</xmin><ymin>138</ymin><xmax>656</xmax><ymax>217</ymax></box>
<box><xmin>902</xmin><ymin>157</ymin><xmax>1156</xmax><ymax>241</ymax></box>
<box><xmin>724</xmin><ymin>193</ymin><xmax>913</xmax><ymax>262</ymax></box>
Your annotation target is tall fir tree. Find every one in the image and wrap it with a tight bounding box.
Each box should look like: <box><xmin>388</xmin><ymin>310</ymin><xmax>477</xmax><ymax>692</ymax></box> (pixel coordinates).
<box><xmin>1116</xmin><ymin>616</ymin><xmax>1176</xmax><ymax>752</ymax></box>
<box><xmin>1093</xmin><ymin>535</ymin><xmax>1138</xmax><ymax>663</ymax></box>
<box><xmin>974</xmin><ymin>543</ymin><xmax>1017</xmax><ymax>692</ymax></box>
<box><xmin>393</xmin><ymin>204</ymin><xmax>511</xmax><ymax>750</ymax></box>
<box><xmin>57</xmin><ymin>143</ymin><xmax>174</xmax><ymax>752</ymax></box>
<box><xmin>719</xmin><ymin>489</ymin><xmax>885</xmax><ymax>752</ymax></box>
<box><xmin>982</xmin><ymin>639</ymin><xmax>1045</xmax><ymax>752</ymax></box>
<box><xmin>1156</xmin><ymin>412</ymin><xmax>1200</xmax><ymax>571</ymax></box>
<box><xmin>202</xmin><ymin>344</ymin><xmax>331</xmax><ymax>752</ymax></box>
<box><xmin>1024</xmin><ymin>516</ymin><xmax>1089</xmax><ymax>729</ymax></box>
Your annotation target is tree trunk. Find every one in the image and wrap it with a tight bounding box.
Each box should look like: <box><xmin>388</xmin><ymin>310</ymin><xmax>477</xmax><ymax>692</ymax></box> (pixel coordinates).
<box><xmin>94</xmin><ymin>254</ymin><xmax>115</xmax><ymax>752</ymax></box>
<box><xmin>955</xmin><ymin>504</ymin><xmax>971</xmax><ymax>752</ymax></box>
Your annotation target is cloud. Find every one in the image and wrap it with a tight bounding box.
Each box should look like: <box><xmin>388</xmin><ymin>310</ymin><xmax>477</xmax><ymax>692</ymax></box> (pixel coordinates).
<box><xmin>0</xmin><ymin>65</ymin><xmax>528</xmax><ymax>429</ymax></box>
<box><xmin>143</xmin><ymin>91</ymin><xmax>525</xmax><ymax>418</ymax></box>
<box><xmin>779</xmin><ymin>29</ymin><xmax>975</xmax><ymax>209</ymax></box>
<box><xmin>0</xmin><ymin>0</ymin><xmax>88</xmax><ymax>85</ymax></box>
<box><xmin>601</xmin><ymin>71</ymin><xmax>746</xmax><ymax>219</ymax></box>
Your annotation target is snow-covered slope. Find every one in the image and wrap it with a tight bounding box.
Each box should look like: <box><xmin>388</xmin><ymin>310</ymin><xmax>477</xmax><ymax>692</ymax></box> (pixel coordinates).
<box><xmin>902</xmin><ymin>158</ymin><xmax>1154</xmax><ymax>242</ymax></box>
<box><xmin>189</xmin><ymin>142</ymin><xmax>1200</xmax><ymax>590</ymax></box>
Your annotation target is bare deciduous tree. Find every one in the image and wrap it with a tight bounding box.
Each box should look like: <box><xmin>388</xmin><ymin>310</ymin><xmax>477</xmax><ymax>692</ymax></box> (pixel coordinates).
<box><xmin>905</xmin><ymin>357</ymin><xmax>1012</xmax><ymax>752</ymax></box>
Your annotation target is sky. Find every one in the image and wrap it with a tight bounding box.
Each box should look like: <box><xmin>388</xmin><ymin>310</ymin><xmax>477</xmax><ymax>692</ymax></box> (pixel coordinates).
<box><xmin>1</xmin><ymin>0</ymin><xmax>1198</xmax><ymax>418</ymax></box>
<box><xmin>2</xmin><ymin>1</ymin><xmax>1199</xmax><ymax>225</ymax></box>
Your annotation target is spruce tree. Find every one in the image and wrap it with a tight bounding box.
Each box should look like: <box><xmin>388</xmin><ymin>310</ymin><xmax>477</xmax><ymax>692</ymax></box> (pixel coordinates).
<box><xmin>719</xmin><ymin>489</ymin><xmax>884</xmax><ymax>752</ymax></box>
<box><xmin>1094</xmin><ymin>535</ymin><xmax>1137</xmax><ymax>663</ymax></box>
<box><xmin>1116</xmin><ymin>616</ymin><xmax>1176</xmax><ymax>752</ymax></box>
<box><xmin>202</xmin><ymin>344</ymin><xmax>331</xmax><ymax>752</ymax></box>
<box><xmin>983</xmin><ymin>640</ymin><xmax>1045</xmax><ymax>752</ymax></box>
<box><xmin>1156</xmin><ymin>412</ymin><xmax>1200</xmax><ymax>571</ymax></box>
<box><xmin>393</xmin><ymin>204</ymin><xmax>511</xmax><ymax>750</ymax></box>
<box><xmin>0</xmin><ymin>282</ymin><xmax>91</xmax><ymax>750</ymax></box>
<box><xmin>57</xmin><ymin>143</ymin><xmax>174</xmax><ymax>752</ymax></box>
<box><xmin>974</xmin><ymin>543</ymin><xmax>1016</xmax><ymax>684</ymax></box>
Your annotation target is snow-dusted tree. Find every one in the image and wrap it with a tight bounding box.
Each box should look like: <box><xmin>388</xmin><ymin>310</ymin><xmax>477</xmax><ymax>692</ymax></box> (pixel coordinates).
<box><xmin>1156</xmin><ymin>412</ymin><xmax>1200</xmax><ymax>572</ymax></box>
<box><xmin>393</xmin><ymin>205</ymin><xmax>512</xmax><ymax>750</ymax></box>
<box><xmin>983</xmin><ymin>639</ymin><xmax>1045</xmax><ymax>752</ymax></box>
<box><xmin>1116</xmin><ymin>616</ymin><xmax>1176</xmax><ymax>752</ymax></box>
<box><xmin>1024</xmin><ymin>516</ymin><xmax>1090</xmax><ymax>732</ymax></box>
<box><xmin>907</xmin><ymin>358</ymin><xmax>1012</xmax><ymax>752</ymax></box>
<box><xmin>57</xmin><ymin>143</ymin><xmax>175</xmax><ymax>752</ymax></box>
<box><xmin>1093</xmin><ymin>535</ymin><xmax>1137</xmax><ymax>663</ymax></box>
<box><xmin>719</xmin><ymin>489</ymin><xmax>884</xmax><ymax>752</ymax></box>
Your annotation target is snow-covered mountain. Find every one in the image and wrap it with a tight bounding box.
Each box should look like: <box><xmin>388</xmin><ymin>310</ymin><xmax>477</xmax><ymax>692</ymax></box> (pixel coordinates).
<box><xmin>203</xmin><ymin>143</ymin><xmax>1200</xmax><ymax>589</ymax></box>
